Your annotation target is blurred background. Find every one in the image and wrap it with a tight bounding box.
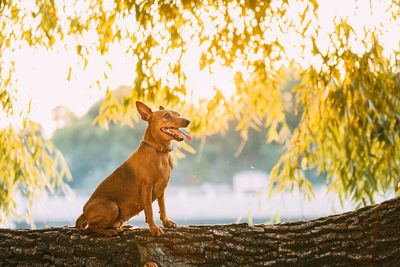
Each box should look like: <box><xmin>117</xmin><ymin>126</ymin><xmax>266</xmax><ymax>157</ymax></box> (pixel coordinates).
<box><xmin>1</xmin><ymin>0</ymin><xmax>399</xmax><ymax>229</ymax></box>
<box><xmin>5</xmin><ymin>85</ymin><xmax>391</xmax><ymax>229</ymax></box>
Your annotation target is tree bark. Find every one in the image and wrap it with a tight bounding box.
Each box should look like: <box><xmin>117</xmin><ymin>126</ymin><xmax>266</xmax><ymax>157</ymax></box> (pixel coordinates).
<box><xmin>1</xmin><ymin>197</ymin><xmax>399</xmax><ymax>266</ymax></box>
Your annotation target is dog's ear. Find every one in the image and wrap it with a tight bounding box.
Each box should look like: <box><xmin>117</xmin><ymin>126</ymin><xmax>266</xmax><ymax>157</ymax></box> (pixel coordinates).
<box><xmin>136</xmin><ymin>101</ymin><xmax>152</xmax><ymax>121</ymax></box>
<box><xmin>159</xmin><ymin>105</ymin><xmax>166</xmax><ymax>110</ymax></box>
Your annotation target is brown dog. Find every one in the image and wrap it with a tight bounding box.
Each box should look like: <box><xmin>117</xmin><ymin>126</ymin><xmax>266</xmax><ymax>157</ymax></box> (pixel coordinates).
<box><xmin>75</xmin><ymin>101</ymin><xmax>191</xmax><ymax>236</ymax></box>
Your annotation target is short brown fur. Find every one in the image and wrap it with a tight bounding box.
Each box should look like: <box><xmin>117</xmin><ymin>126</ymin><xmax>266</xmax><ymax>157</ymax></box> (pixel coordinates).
<box><xmin>75</xmin><ymin>101</ymin><xmax>190</xmax><ymax>236</ymax></box>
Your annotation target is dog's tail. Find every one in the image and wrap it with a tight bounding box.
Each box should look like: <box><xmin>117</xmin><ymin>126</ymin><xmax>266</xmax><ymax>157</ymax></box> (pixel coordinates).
<box><xmin>75</xmin><ymin>213</ymin><xmax>88</xmax><ymax>229</ymax></box>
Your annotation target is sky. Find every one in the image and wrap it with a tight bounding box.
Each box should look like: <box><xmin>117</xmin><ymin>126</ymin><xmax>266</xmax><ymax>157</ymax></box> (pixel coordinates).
<box><xmin>6</xmin><ymin>0</ymin><xmax>399</xmax><ymax>137</ymax></box>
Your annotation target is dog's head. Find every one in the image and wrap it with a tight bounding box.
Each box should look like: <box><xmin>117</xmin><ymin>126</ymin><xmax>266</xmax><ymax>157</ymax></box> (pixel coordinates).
<box><xmin>136</xmin><ymin>101</ymin><xmax>191</xmax><ymax>143</ymax></box>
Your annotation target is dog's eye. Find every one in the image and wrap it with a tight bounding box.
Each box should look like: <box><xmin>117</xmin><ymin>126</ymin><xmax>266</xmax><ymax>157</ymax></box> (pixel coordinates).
<box><xmin>164</xmin><ymin>113</ymin><xmax>170</xmax><ymax>119</ymax></box>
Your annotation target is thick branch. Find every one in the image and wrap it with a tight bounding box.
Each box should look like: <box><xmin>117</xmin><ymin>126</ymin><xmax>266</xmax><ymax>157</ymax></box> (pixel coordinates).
<box><xmin>1</xmin><ymin>197</ymin><xmax>399</xmax><ymax>266</ymax></box>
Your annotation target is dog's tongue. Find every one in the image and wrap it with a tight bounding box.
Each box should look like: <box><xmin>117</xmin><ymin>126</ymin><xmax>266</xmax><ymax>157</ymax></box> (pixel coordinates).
<box><xmin>171</xmin><ymin>128</ymin><xmax>192</xmax><ymax>142</ymax></box>
<box><xmin>180</xmin><ymin>129</ymin><xmax>192</xmax><ymax>142</ymax></box>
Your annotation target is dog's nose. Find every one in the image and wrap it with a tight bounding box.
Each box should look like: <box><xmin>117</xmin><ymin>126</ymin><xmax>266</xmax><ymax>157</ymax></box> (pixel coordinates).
<box><xmin>184</xmin><ymin>119</ymin><xmax>190</xmax><ymax>126</ymax></box>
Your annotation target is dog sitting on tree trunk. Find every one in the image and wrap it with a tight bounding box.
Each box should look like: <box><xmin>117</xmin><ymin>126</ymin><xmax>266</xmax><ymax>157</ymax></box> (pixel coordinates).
<box><xmin>76</xmin><ymin>101</ymin><xmax>192</xmax><ymax>236</ymax></box>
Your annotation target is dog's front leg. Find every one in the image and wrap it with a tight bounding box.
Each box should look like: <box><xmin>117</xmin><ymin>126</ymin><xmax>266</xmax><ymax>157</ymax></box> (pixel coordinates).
<box><xmin>158</xmin><ymin>191</ymin><xmax>176</xmax><ymax>228</ymax></box>
<box><xmin>141</xmin><ymin>183</ymin><xmax>163</xmax><ymax>236</ymax></box>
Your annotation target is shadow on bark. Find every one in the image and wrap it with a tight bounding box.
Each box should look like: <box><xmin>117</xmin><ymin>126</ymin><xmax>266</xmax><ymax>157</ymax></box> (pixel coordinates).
<box><xmin>1</xmin><ymin>197</ymin><xmax>399</xmax><ymax>266</ymax></box>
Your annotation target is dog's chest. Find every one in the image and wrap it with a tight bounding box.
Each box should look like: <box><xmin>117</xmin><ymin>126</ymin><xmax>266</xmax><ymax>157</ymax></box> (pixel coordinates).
<box><xmin>154</xmin><ymin>154</ymin><xmax>172</xmax><ymax>176</ymax></box>
<box><xmin>151</xmin><ymin>155</ymin><xmax>173</xmax><ymax>198</ymax></box>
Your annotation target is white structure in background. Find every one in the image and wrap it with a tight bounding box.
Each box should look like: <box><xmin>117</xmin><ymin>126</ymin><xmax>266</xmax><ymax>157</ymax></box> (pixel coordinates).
<box><xmin>233</xmin><ymin>170</ymin><xmax>269</xmax><ymax>193</ymax></box>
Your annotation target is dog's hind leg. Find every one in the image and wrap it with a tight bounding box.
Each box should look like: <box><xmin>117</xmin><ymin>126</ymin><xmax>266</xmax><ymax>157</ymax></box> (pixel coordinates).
<box><xmin>84</xmin><ymin>199</ymin><xmax>120</xmax><ymax>236</ymax></box>
<box><xmin>75</xmin><ymin>213</ymin><xmax>88</xmax><ymax>229</ymax></box>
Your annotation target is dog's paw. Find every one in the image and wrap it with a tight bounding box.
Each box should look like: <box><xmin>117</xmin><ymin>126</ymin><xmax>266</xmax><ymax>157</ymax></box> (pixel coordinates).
<box><xmin>162</xmin><ymin>219</ymin><xmax>176</xmax><ymax>228</ymax></box>
<box><xmin>149</xmin><ymin>225</ymin><xmax>164</xmax><ymax>236</ymax></box>
<box><xmin>99</xmin><ymin>228</ymin><xmax>118</xmax><ymax>236</ymax></box>
<box><xmin>106</xmin><ymin>229</ymin><xmax>118</xmax><ymax>236</ymax></box>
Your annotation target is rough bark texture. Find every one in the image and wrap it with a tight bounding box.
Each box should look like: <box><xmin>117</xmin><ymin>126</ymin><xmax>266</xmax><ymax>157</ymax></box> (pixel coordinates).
<box><xmin>1</xmin><ymin>197</ymin><xmax>400</xmax><ymax>266</ymax></box>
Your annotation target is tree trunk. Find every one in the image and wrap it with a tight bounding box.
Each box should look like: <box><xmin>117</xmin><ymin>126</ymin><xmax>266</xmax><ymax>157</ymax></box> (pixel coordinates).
<box><xmin>1</xmin><ymin>197</ymin><xmax>399</xmax><ymax>266</ymax></box>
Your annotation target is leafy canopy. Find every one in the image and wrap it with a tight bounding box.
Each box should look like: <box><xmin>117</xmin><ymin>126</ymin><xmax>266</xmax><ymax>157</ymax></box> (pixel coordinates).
<box><xmin>1</xmin><ymin>0</ymin><xmax>400</xmax><ymax>221</ymax></box>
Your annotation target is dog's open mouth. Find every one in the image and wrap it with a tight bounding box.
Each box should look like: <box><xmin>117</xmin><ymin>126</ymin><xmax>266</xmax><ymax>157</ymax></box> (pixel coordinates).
<box><xmin>161</xmin><ymin>127</ymin><xmax>192</xmax><ymax>142</ymax></box>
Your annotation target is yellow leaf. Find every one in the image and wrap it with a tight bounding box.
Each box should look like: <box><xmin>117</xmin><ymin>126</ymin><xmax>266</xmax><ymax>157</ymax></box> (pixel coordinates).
<box><xmin>266</xmin><ymin>126</ymin><xmax>279</xmax><ymax>143</ymax></box>
<box><xmin>178</xmin><ymin>141</ymin><xmax>196</xmax><ymax>154</ymax></box>
<box><xmin>174</xmin><ymin>148</ymin><xmax>186</xmax><ymax>159</ymax></box>
<box><xmin>106</xmin><ymin>60</ymin><xmax>112</xmax><ymax>70</ymax></box>
<box><xmin>67</xmin><ymin>66</ymin><xmax>72</xmax><ymax>81</ymax></box>
<box><xmin>275</xmin><ymin>211</ymin><xmax>280</xmax><ymax>223</ymax></box>
<box><xmin>84</xmin><ymin>58</ymin><xmax>88</xmax><ymax>70</ymax></box>
<box><xmin>248</xmin><ymin>210</ymin><xmax>253</xmax><ymax>225</ymax></box>
<box><xmin>301</xmin><ymin>157</ymin><xmax>308</xmax><ymax>170</ymax></box>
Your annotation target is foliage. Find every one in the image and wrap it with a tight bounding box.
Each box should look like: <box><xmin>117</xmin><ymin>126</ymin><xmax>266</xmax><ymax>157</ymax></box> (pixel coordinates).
<box><xmin>271</xmin><ymin>33</ymin><xmax>400</xmax><ymax>206</ymax></box>
<box><xmin>0</xmin><ymin>0</ymin><xmax>70</xmax><ymax>222</ymax></box>
<box><xmin>0</xmin><ymin>119</ymin><xmax>70</xmax><ymax>223</ymax></box>
<box><xmin>1</xmin><ymin>0</ymin><xmax>400</xmax><ymax>224</ymax></box>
